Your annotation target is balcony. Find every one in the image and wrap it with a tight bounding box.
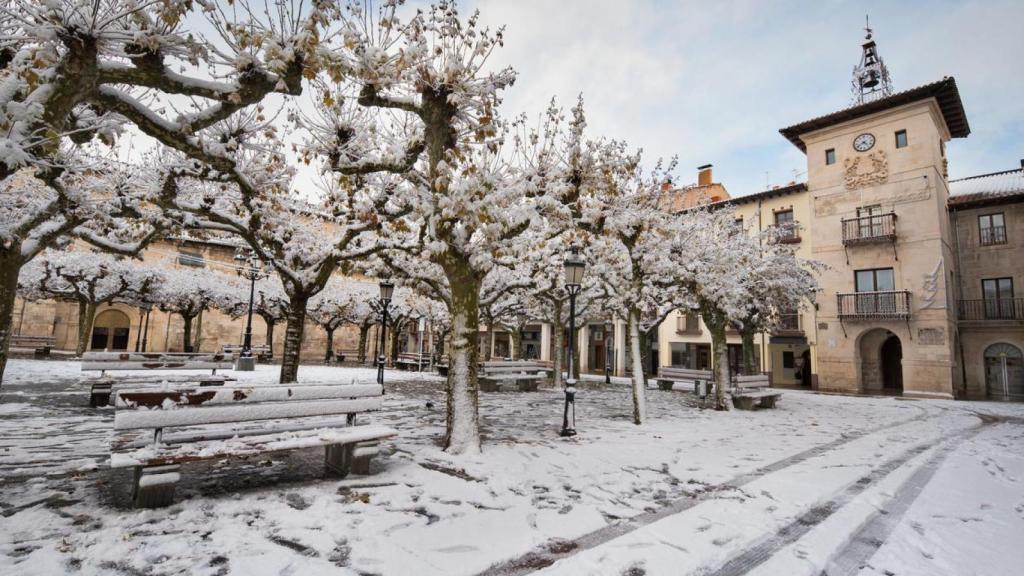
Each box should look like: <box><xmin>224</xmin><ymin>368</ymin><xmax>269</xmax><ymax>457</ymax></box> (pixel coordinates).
<box><xmin>837</xmin><ymin>290</ymin><xmax>912</xmax><ymax>321</ymax></box>
<box><xmin>773</xmin><ymin>222</ymin><xmax>802</xmax><ymax>244</ymax></box>
<box><xmin>675</xmin><ymin>314</ymin><xmax>702</xmax><ymax>335</ymax></box>
<box><xmin>772</xmin><ymin>313</ymin><xmax>804</xmax><ymax>337</ymax></box>
<box><xmin>841</xmin><ymin>213</ymin><xmax>897</xmax><ymax>245</ymax></box>
<box><xmin>979</xmin><ymin>226</ymin><xmax>1007</xmax><ymax>246</ymax></box>
<box><xmin>958</xmin><ymin>298</ymin><xmax>1024</xmax><ymax>321</ymax></box>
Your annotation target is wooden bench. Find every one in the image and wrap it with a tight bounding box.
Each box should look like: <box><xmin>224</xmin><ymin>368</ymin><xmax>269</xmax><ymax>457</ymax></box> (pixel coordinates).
<box><xmin>110</xmin><ymin>383</ymin><xmax>397</xmax><ymax>508</ymax></box>
<box><xmin>731</xmin><ymin>374</ymin><xmax>782</xmax><ymax>410</ymax></box>
<box><xmin>10</xmin><ymin>334</ymin><xmax>56</xmax><ymax>357</ymax></box>
<box><xmin>479</xmin><ymin>360</ymin><xmax>552</xmax><ymax>392</ymax></box>
<box><xmin>82</xmin><ymin>352</ymin><xmax>235</xmax><ymax>407</ymax></box>
<box><xmin>221</xmin><ymin>344</ymin><xmax>273</xmax><ymax>362</ymax></box>
<box><xmin>395</xmin><ymin>352</ymin><xmax>430</xmax><ymax>371</ymax></box>
<box><xmin>656</xmin><ymin>367</ymin><xmax>714</xmax><ymax>393</ymax></box>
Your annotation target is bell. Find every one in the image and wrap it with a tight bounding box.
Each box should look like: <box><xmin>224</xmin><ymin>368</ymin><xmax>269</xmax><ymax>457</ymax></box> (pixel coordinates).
<box><xmin>861</xmin><ymin>70</ymin><xmax>879</xmax><ymax>89</ymax></box>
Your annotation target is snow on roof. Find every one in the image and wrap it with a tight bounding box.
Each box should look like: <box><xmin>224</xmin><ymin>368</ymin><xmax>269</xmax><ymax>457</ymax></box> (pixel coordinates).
<box><xmin>948</xmin><ymin>167</ymin><xmax>1024</xmax><ymax>207</ymax></box>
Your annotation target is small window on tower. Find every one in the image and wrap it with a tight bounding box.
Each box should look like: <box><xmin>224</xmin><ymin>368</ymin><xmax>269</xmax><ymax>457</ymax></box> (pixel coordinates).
<box><xmin>825</xmin><ymin>148</ymin><xmax>836</xmax><ymax>165</ymax></box>
<box><xmin>895</xmin><ymin>130</ymin><xmax>908</xmax><ymax>149</ymax></box>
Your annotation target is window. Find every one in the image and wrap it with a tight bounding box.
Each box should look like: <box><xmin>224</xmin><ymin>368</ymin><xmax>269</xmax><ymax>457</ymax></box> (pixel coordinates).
<box><xmin>855</xmin><ymin>268</ymin><xmax>895</xmax><ymax>292</ymax></box>
<box><xmin>856</xmin><ymin>204</ymin><xmax>884</xmax><ymax>238</ymax></box>
<box><xmin>783</xmin><ymin>351</ymin><xmax>795</xmax><ymax>369</ymax></box>
<box><xmin>895</xmin><ymin>130</ymin><xmax>908</xmax><ymax>149</ymax></box>
<box><xmin>670</xmin><ymin>343</ymin><xmax>690</xmax><ymax>367</ymax></box>
<box><xmin>676</xmin><ymin>313</ymin><xmax>700</xmax><ymax>334</ymax></box>
<box><xmin>177</xmin><ymin>251</ymin><xmax>205</xmax><ymax>268</ymax></box>
<box><xmin>778</xmin><ymin>309</ymin><xmax>800</xmax><ymax>332</ymax></box>
<box><xmin>982</xmin><ymin>278</ymin><xmax>1015</xmax><ymax>319</ymax></box>
<box><xmin>825</xmin><ymin>148</ymin><xmax>836</xmax><ymax>165</ymax></box>
<box><xmin>774</xmin><ymin>209</ymin><xmax>799</xmax><ymax>242</ymax></box>
<box><xmin>979</xmin><ymin>213</ymin><xmax>1007</xmax><ymax>246</ymax></box>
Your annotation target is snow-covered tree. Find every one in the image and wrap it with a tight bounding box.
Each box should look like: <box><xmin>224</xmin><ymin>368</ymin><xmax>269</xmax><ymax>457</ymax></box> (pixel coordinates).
<box><xmin>307</xmin><ymin>281</ymin><xmax>369</xmax><ymax>363</ymax></box>
<box><xmin>151</xmin><ymin>265</ymin><xmax>238</xmax><ymax>353</ymax></box>
<box><xmin>17</xmin><ymin>250</ymin><xmax>160</xmax><ymax>355</ymax></box>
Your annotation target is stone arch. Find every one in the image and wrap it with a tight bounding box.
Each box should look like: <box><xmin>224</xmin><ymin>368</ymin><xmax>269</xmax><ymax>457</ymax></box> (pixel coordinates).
<box><xmin>984</xmin><ymin>343</ymin><xmax>1023</xmax><ymax>399</ymax></box>
<box><xmin>857</xmin><ymin>328</ymin><xmax>903</xmax><ymax>393</ymax></box>
<box><xmin>91</xmin><ymin>309</ymin><xmax>131</xmax><ymax>351</ymax></box>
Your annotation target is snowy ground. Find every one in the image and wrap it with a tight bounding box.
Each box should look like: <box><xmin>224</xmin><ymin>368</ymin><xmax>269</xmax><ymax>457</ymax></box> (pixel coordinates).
<box><xmin>1</xmin><ymin>359</ymin><xmax>1022</xmax><ymax>576</ymax></box>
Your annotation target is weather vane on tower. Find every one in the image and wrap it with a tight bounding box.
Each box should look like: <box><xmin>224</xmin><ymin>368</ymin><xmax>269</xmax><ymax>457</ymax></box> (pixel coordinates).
<box><xmin>851</xmin><ymin>15</ymin><xmax>894</xmax><ymax>104</ymax></box>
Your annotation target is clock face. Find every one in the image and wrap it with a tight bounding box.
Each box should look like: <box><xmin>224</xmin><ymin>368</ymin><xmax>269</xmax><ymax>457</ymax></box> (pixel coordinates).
<box><xmin>853</xmin><ymin>133</ymin><xmax>876</xmax><ymax>152</ymax></box>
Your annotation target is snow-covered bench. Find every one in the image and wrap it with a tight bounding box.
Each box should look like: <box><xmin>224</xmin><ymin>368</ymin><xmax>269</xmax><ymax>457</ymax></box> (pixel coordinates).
<box><xmin>731</xmin><ymin>374</ymin><xmax>782</xmax><ymax>410</ymax></box>
<box><xmin>110</xmin><ymin>383</ymin><xmax>396</xmax><ymax>508</ymax></box>
<box><xmin>656</xmin><ymin>367</ymin><xmax>713</xmax><ymax>393</ymax></box>
<box><xmin>82</xmin><ymin>352</ymin><xmax>235</xmax><ymax>407</ymax></box>
<box><xmin>221</xmin><ymin>344</ymin><xmax>273</xmax><ymax>362</ymax></box>
<box><xmin>10</xmin><ymin>334</ymin><xmax>56</xmax><ymax>357</ymax></box>
<box><xmin>479</xmin><ymin>360</ymin><xmax>552</xmax><ymax>392</ymax></box>
<box><xmin>395</xmin><ymin>352</ymin><xmax>430</xmax><ymax>371</ymax></box>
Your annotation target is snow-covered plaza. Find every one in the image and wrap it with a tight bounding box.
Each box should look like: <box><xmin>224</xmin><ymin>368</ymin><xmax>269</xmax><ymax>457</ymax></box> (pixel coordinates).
<box><xmin>1</xmin><ymin>359</ymin><xmax>1022</xmax><ymax>576</ymax></box>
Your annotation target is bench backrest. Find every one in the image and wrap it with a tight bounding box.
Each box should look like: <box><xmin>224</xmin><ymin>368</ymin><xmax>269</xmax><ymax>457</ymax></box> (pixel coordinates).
<box><xmin>658</xmin><ymin>367</ymin><xmax>713</xmax><ymax>380</ymax></box>
<box><xmin>114</xmin><ymin>383</ymin><xmax>384</xmax><ymax>430</ymax></box>
<box><xmin>82</xmin><ymin>352</ymin><xmax>233</xmax><ymax>372</ymax></box>
<box><xmin>12</xmin><ymin>335</ymin><xmax>56</xmax><ymax>343</ymax></box>
<box><xmin>733</xmin><ymin>374</ymin><xmax>771</xmax><ymax>389</ymax></box>
<box><xmin>481</xmin><ymin>361</ymin><xmax>550</xmax><ymax>375</ymax></box>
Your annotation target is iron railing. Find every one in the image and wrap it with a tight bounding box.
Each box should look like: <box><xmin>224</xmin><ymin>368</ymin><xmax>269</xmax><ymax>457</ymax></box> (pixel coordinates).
<box><xmin>958</xmin><ymin>298</ymin><xmax>1024</xmax><ymax>321</ymax></box>
<box><xmin>837</xmin><ymin>290</ymin><xmax>912</xmax><ymax>320</ymax></box>
<box><xmin>773</xmin><ymin>313</ymin><xmax>803</xmax><ymax>335</ymax></box>
<box><xmin>774</xmin><ymin>222</ymin><xmax>801</xmax><ymax>244</ymax></box>
<box><xmin>841</xmin><ymin>212</ymin><xmax>897</xmax><ymax>245</ymax></box>
<box><xmin>979</xmin><ymin>226</ymin><xmax>1007</xmax><ymax>246</ymax></box>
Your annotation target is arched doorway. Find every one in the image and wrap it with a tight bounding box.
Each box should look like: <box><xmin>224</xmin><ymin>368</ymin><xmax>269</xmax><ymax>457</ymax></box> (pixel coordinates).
<box><xmin>91</xmin><ymin>309</ymin><xmax>131</xmax><ymax>351</ymax></box>
<box><xmin>985</xmin><ymin>343</ymin><xmax>1024</xmax><ymax>400</ymax></box>
<box><xmin>859</xmin><ymin>328</ymin><xmax>903</xmax><ymax>394</ymax></box>
<box><xmin>880</xmin><ymin>335</ymin><xmax>903</xmax><ymax>392</ymax></box>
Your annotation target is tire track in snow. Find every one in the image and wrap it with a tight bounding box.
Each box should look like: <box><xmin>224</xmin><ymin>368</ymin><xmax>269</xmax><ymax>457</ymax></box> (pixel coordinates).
<box><xmin>821</xmin><ymin>418</ymin><xmax>1006</xmax><ymax>576</ymax></box>
<box><xmin>703</xmin><ymin>420</ymin><xmax>987</xmax><ymax>576</ymax></box>
<box><xmin>476</xmin><ymin>404</ymin><xmax>935</xmax><ymax>576</ymax></box>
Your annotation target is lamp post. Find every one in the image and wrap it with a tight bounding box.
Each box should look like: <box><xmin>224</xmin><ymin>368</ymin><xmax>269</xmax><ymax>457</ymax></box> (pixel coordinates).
<box><xmin>377</xmin><ymin>280</ymin><xmax>395</xmax><ymax>387</ymax></box>
<box><xmin>561</xmin><ymin>246</ymin><xmax>586</xmax><ymax>437</ymax></box>
<box><xmin>604</xmin><ymin>317</ymin><xmax>614</xmax><ymax>384</ymax></box>
<box><xmin>234</xmin><ymin>248</ymin><xmax>266</xmax><ymax>371</ymax></box>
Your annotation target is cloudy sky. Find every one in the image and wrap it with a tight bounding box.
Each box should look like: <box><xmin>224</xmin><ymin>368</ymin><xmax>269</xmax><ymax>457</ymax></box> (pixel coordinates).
<box><xmin>465</xmin><ymin>0</ymin><xmax>1024</xmax><ymax>196</ymax></box>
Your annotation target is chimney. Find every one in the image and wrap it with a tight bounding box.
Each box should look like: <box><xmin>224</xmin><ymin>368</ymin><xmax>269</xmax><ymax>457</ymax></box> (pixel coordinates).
<box><xmin>661</xmin><ymin>179</ymin><xmax>673</xmax><ymax>192</ymax></box>
<box><xmin>697</xmin><ymin>164</ymin><xmax>713</xmax><ymax>187</ymax></box>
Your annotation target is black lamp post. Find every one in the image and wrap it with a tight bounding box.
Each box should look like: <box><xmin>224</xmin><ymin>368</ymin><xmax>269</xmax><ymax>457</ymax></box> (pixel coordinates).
<box><xmin>561</xmin><ymin>246</ymin><xmax>585</xmax><ymax>437</ymax></box>
<box><xmin>234</xmin><ymin>249</ymin><xmax>266</xmax><ymax>370</ymax></box>
<box><xmin>377</xmin><ymin>280</ymin><xmax>395</xmax><ymax>387</ymax></box>
<box><xmin>604</xmin><ymin>317</ymin><xmax>614</xmax><ymax>385</ymax></box>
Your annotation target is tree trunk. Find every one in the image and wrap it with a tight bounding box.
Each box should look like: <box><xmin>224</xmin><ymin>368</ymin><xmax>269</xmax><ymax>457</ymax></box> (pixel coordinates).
<box><xmin>193</xmin><ymin>310</ymin><xmax>204</xmax><ymax>352</ymax></box>
<box><xmin>262</xmin><ymin>316</ymin><xmax>276</xmax><ymax>353</ymax></box>
<box><xmin>703</xmin><ymin>306</ymin><xmax>731</xmax><ymax>411</ymax></box>
<box><xmin>75</xmin><ymin>301</ymin><xmax>97</xmax><ymax>355</ymax></box>
<box><xmin>279</xmin><ymin>294</ymin><xmax>309</xmax><ymax>384</ymax></box>
<box><xmin>551</xmin><ymin>300</ymin><xmax>564</xmax><ymax>388</ymax></box>
<box><xmin>389</xmin><ymin>319</ymin><xmax>402</xmax><ymax>366</ymax></box>
<box><xmin>511</xmin><ymin>326</ymin><xmax>523</xmax><ymax>361</ymax></box>
<box><xmin>442</xmin><ymin>256</ymin><xmax>482</xmax><ymax>455</ymax></box>
<box><xmin>483</xmin><ymin>317</ymin><xmax>493</xmax><ymax>361</ymax></box>
<box><xmin>740</xmin><ymin>325</ymin><xmax>758</xmax><ymax>375</ymax></box>
<box><xmin>181</xmin><ymin>312</ymin><xmax>195</xmax><ymax>353</ymax></box>
<box><xmin>627</xmin><ymin>309</ymin><xmax>647</xmax><ymax>424</ymax></box>
<box><xmin>358</xmin><ymin>323</ymin><xmax>370</xmax><ymax>364</ymax></box>
<box><xmin>0</xmin><ymin>254</ymin><xmax>23</xmax><ymax>386</ymax></box>
<box><xmin>325</xmin><ymin>326</ymin><xmax>335</xmax><ymax>363</ymax></box>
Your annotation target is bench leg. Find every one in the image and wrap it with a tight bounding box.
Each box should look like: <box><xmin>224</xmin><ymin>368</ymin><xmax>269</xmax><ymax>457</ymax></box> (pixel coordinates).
<box><xmin>325</xmin><ymin>444</ymin><xmax>354</xmax><ymax>478</ymax></box>
<box><xmin>133</xmin><ymin>465</ymin><xmax>180</xmax><ymax>509</ymax></box>
<box><xmin>732</xmin><ymin>396</ymin><xmax>756</xmax><ymax>410</ymax></box>
<box><xmin>657</xmin><ymin>380</ymin><xmax>673</xmax><ymax>391</ymax></box>
<box><xmin>479</xmin><ymin>379</ymin><xmax>499</xmax><ymax>393</ymax></box>
<box><xmin>90</xmin><ymin>385</ymin><xmax>112</xmax><ymax>408</ymax></box>
<box><xmin>761</xmin><ymin>396</ymin><xmax>778</xmax><ymax>409</ymax></box>
<box><xmin>351</xmin><ymin>442</ymin><xmax>379</xmax><ymax>475</ymax></box>
<box><xmin>517</xmin><ymin>380</ymin><xmax>540</xmax><ymax>392</ymax></box>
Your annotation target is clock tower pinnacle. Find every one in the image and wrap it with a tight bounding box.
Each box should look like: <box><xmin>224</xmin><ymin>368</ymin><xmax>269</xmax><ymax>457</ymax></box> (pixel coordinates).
<box><xmin>851</xmin><ymin>16</ymin><xmax>894</xmax><ymax>105</ymax></box>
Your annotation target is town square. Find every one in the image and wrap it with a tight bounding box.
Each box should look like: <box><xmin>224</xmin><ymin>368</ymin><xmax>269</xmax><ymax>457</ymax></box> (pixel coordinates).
<box><xmin>0</xmin><ymin>1</ymin><xmax>1022</xmax><ymax>575</ymax></box>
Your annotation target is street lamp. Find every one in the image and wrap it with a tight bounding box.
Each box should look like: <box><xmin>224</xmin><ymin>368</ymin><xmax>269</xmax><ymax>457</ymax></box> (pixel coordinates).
<box><xmin>604</xmin><ymin>317</ymin><xmax>614</xmax><ymax>385</ymax></box>
<box><xmin>234</xmin><ymin>248</ymin><xmax>267</xmax><ymax>371</ymax></box>
<box><xmin>561</xmin><ymin>245</ymin><xmax>585</xmax><ymax>437</ymax></box>
<box><xmin>377</xmin><ymin>279</ymin><xmax>395</xmax><ymax>387</ymax></box>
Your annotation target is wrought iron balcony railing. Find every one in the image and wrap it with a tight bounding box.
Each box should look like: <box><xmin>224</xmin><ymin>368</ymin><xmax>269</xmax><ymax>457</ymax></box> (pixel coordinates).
<box><xmin>958</xmin><ymin>298</ymin><xmax>1024</xmax><ymax>321</ymax></box>
<box><xmin>979</xmin><ymin>226</ymin><xmax>1007</xmax><ymax>246</ymax></box>
<box><xmin>772</xmin><ymin>313</ymin><xmax>803</xmax><ymax>336</ymax></box>
<box><xmin>841</xmin><ymin>212</ymin><xmax>897</xmax><ymax>245</ymax></box>
<box><xmin>837</xmin><ymin>290</ymin><xmax>912</xmax><ymax>320</ymax></box>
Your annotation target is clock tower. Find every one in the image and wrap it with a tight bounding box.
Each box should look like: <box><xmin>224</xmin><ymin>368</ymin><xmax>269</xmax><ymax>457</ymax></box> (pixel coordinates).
<box><xmin>779</xmin><ymin>31</ymin><xmax>970</xmax><ymax>398</ymax></box>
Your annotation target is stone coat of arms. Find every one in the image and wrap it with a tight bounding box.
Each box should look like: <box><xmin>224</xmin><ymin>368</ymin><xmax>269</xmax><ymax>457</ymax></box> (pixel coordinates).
<box><xmin>843</xmin><ymin>150</ymin><xmax>888</xmax><ymax>189</ymax></box>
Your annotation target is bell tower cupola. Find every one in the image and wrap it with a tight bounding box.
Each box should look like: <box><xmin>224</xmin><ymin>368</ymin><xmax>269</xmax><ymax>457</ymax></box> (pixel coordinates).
<box><xmin>851</xmin><ymin>16</ymin><xmax>894</xmax><ymax>105</ymax></box>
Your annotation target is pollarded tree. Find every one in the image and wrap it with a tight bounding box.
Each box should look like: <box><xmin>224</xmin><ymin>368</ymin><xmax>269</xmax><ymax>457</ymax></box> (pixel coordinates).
<box><xmin>0</xmin><ymin>0</ymin><xmax>330</xmax><ymax>381</ymax></box>
<box><xmin>727</xmin><ymin>224</ymin><xmax>821</xmax><ymax>375</ymax></box>
<box><xmin>17</xmin><ymin>249</ymin><xmax>160</xmax><ymax>355</ymax></box>
<box><xmin>308</xmin><ymin>281</ymin><xmax>370</xmax><ymax>363</ymax></box>
<box><xmin>151</xmin><ymin>265</ymin><xmax>238</xmax><ymax>353</ymax></box>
